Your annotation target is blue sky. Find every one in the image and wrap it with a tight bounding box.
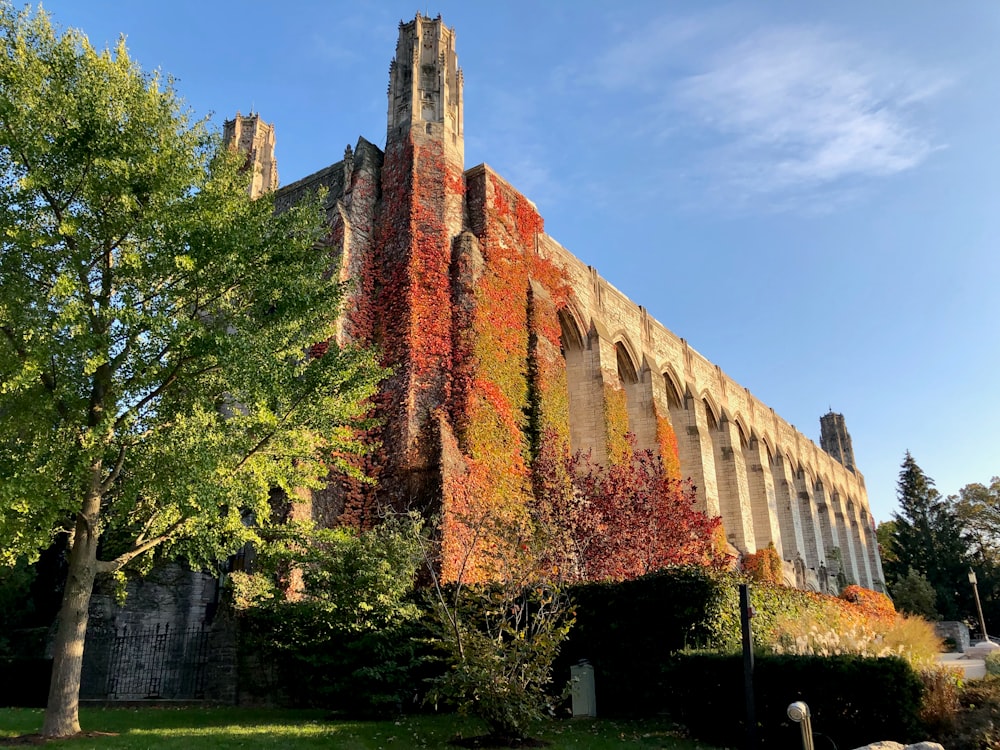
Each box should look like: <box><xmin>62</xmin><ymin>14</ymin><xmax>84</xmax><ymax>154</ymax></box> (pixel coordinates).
<box><xmin>37</xmin><ymin>1</ymin><xmax>1000</xmax><ymax>524</ymax></box>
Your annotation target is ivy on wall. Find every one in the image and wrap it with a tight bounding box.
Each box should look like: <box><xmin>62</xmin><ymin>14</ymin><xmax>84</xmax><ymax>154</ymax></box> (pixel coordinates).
<box><xmin>603</xmin><ymin>382</ymin><xmax>631</xmax><ymax>466</ymax></box>
<box><xmin>337</xmin><ymin>142</ymin><xmax>710</xmax><ymax>583</ymax></box>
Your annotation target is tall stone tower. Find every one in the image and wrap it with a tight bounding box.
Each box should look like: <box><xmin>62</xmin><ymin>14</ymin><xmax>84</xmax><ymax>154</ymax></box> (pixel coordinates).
<box><xmin>222</xmin><ymin>112</ymin><xmax>278</xmax><ymax>198</ymax></box>
<box><xmin>373</xmin><ymin>15</ymin><xmax>467</xmax><ymax>510</ymax></box>
<box><xmin>387</xmin><ymin>14</ymin><xmax>464</xmax><ymax>170</ymax></box>
<box><xmin>820</xmin><ymin>411</ymin><xmax>856</xmax><ymax>472</ymax></box>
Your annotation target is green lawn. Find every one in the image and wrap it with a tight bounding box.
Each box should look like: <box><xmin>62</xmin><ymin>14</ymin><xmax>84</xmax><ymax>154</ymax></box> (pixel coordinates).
<box><xmin>0</xmin><ymin>707</ymin><xmax>722</xmax><ymax>749</ymax></box>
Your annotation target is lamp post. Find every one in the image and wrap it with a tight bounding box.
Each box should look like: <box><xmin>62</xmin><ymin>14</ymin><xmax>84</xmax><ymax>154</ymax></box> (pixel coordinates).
<box><xmin>969</xmin><ymin>569</ymin><xmax>991</xmax><ymax>644</ymax></box>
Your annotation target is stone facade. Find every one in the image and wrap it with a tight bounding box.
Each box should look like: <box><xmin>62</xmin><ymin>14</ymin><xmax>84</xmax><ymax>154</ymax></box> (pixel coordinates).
<box><xmin>81</xmin><ymin>12</ymin><xmax>886</xmax><ymax>702</ymax></box>
<box><xmin>239</xmin><ymin>13</ymin><xmax>884</xmax><ymax>591</ymax></box>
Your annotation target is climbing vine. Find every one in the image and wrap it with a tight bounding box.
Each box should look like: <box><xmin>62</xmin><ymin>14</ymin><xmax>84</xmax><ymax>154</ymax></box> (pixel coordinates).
<box><xmin>655</xmin><ymin>405</ymin><xmax>682</xmax><ymax>481</ymax></box>
<box><xmin>603</xmin><ymin>382</ymin><xmax>631</xmax><ymax>466</ymax></box>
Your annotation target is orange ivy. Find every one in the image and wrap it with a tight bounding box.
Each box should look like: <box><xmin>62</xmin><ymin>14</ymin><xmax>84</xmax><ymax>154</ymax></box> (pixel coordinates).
<box><xmin>840</xmin><ymin>584</ymin><xmax>897</xmax><ymax>627</ymax></box>
<box><xmin>741</xmin><ymin>542</ymin><xmax>784</xmax><ymax>584</ymax></box>
<box><xmin>441</xmin><ymin>170</ymin><xmax>547</xmax><ymax>581</ymax></box>
<box><xmin>654</xmin><ymin>406</ymin><xmax>681</xmax><ymax>481</ymax></box>
<box><xmin>603</xmin><ymin>382</ymin><xmax>631</xmax><ymax>465</ymax></box>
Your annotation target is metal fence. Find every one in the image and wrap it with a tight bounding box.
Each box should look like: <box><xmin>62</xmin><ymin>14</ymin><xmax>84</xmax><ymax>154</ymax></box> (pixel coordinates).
<box><xmin>104</xmin><ymin>623</ymin><xmax>209</xmax><ymax>700</ymax></box>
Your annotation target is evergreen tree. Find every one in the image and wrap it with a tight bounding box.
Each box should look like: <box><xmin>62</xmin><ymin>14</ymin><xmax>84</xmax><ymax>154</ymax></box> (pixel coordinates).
<box><xmin>885</xmin><ymin>452</ymin><xmax>970</xmax><ymax>620</ymax></box>
<box><xmin>950</xmin><ymin>479</ymin><xmax>1000</xmax><ymax>635</ymax></box>
<box><xmin>891</xmin><ymin>568</ymin><xmax>938</xmax><ymax>620</ymax></box>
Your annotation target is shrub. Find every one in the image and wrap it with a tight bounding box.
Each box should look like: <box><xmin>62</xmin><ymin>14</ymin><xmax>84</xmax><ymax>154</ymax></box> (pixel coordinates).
<box><xmin>772</xmin><ymin>611</ymin><xmax>940</xmax><ymax>667</ymax></box>
<box><xmin>918</xmin><ymin>666</ymin><xmax>962</xmax><ymax>737</ymax></box>
<box><xmin>663</xmin><ymin>653</ymin><xmax>924</xmax><ymax>749</ymax></box>
<box><xmin>425</xmin><ymin>581</ymin><xmax>574</xmax><ymax>740</ymax></box>
<box><xmin>233</xmin><ymin>514</ymin><xmax>428</xmax><ymax>715</ymax></box>
<box><xmin>985</xmin><ymin>650</ymin><xmax>1000</xmax><ymax>677</ymax></box>
<box><xmin>937</xmin><ymin>678</ymin><xmax>1000</xmax><ymax>750</ymax></box>
<box><xmin>881</xmin><ymin>614</ymin><xmax>944</xmax><ymax>667</ymax></box>
<box><xmin>557</xmin><ymin>566</ymin><xmax>934</xmax><ymax>718</ymax></box>
<box><xmin>422</xmin><ymin>504</ymin><xmax>575</xmax><ymax>742</ymax></box>
<box><xmin>555</xmin><ymin>566</ymin><xmax>722</xmax><ymax>716</ymax></box>
<box><xmin>840</xmin><ymin>585</ymin><xmax>897</xmax><ymax>626</ymax></box>
<box><xmin>238</xmin><ymin>606</ymin><xmax>431</xmax><ymax>714</ymax></box>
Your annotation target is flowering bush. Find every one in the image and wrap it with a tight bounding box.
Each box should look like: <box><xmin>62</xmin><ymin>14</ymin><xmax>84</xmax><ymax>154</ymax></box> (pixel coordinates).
<box><xmin>771</xmin><ymin>610</ymin><xmax>940</xmax><ymax>667</ymax></box>
<box><xmin>840</xmin><ymin>584</ymin><xmax>897</xmax><ymax>626</ymax></box>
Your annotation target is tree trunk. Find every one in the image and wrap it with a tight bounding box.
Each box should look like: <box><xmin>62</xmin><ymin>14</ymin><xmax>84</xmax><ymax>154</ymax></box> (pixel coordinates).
<box><xmin>41</xmin><ymin>487</ymin><xmax>101</xmax><ymax>738</ymax></box>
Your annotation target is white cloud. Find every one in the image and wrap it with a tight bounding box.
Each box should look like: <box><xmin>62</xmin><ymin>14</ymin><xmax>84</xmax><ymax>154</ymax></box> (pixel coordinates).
<box><xmin>676</xmin><ymin>27</ymin><xmax>946</xmax><ymax>193</ymax></box>
<box><xmin>589</xmin><ymin>18</ymin><xmax>950</xmax><ymax>210</ymax></box>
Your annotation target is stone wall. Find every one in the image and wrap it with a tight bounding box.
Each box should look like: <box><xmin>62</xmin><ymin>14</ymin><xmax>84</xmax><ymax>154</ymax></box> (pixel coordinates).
<box><xmin>81</xmin><ymin>564</ymin><xmax>233</xmax><ymax>701</ymax></box>
<box><xmin>260</xmin><ymin>14</ymin><xmax>884</xmax><ymax>591</ymax></box>
<box><xmin>535</xmin><ymin>230</ymin><xmax>882</xmax><ymax>589</ymax></box>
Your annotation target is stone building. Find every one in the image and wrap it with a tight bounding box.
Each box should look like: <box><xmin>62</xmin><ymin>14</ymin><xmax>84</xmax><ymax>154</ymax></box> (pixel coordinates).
<box><xmin>229</xmin><ymin>14</ymin><xmax>883</xmax><ymax>592</ymax></box>
<box><xmin>80</xmin><ymin>12</ymin><xmax>884</xmax><ymax>702</ymax></box>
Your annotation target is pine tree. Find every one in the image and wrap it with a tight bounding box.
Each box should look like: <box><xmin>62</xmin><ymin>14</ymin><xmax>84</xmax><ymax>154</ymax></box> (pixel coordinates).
<box><xmin>886</xmin><ymin>452</ymin><xmax>969</xmax><ymax>620</ymax></box>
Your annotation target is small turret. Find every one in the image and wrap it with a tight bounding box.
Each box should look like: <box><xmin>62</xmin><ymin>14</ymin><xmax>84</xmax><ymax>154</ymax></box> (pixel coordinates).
<box><xmin>386</xmin><ymin>14</ymin><xmax>464</xmax><ymax>166</ymax></box>
<box><xmin>222</xmin><ymin>112</ymin><xmax>279</xmax><ymax>198</ymax></box>
<box><xmin>820</xmin><ymin>410</ymin><xmax>856</xmax><ymax>472</ymax></box>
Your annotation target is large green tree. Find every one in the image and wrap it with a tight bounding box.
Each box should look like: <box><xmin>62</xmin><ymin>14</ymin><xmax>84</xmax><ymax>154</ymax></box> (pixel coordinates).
<box><xmin>885</xmin><ymin>452</ymin><xmax>969</xmax><ymax>620</ymax></box>
<box><xmin>952</xmin><ymin>478</ymin><xmax>1000</xmax><ymax>569</ymax></box>
<box><xmin>950</xmin><ymin>478</ymin><xmax>1000</xmax><ymax>632</ymax></box>
<box><xmin>0</xmin><ymin>5</ymin><xmax>382</xmax><ymax>737</ymax></box>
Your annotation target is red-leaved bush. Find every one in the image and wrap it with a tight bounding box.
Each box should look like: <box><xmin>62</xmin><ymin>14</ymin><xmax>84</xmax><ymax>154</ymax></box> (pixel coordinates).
<box><xmin>532</xmin><ymin>431</ymin><xmax>722</xmax><ymax>582</ymax></box>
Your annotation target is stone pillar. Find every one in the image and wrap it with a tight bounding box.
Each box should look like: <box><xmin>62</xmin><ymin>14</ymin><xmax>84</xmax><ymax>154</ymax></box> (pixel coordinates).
<box><xmin>714</xmin><ymin>416</ymin><xmax>755</xmax><ymax>554</ymax></box>
<box><xmin>743</xmin><ymin>437</ymin><xmax>783</xmax><ymax>557</ymax></box>
<box><xmin>813</xmin><ymin>481</ymin><xmax>841</xmax><ymax>580</ymax></box>
<box><xmin>848</xmin><ymin>502</ymin><xmax>875</xmax><ymax>589</ymax></box>
<box><xmin>624</xmin><ymin>365</ymin><xmax>659</xmax><ymax>455</ymax></box>
<box><xmin>793</xmin><ymin>470</ymin><xmax>824</xmax><ymax>571</ymax></box>
<box><xmin>831</xmin><ymin>492</ymin><xmax>860</xmax><ymax>585</ymax></box>
<box><xmin>563</xmin><ymin>330</ymin><xmax>608</xmax><ymax>461</ymax></box>
<box><xmin>591</xmin><ymin>331</ymin><xmax>626</xmax><ymax>466</ymax></box>
<box><xmin>866</xmin><ymin>521</ymin><xmax>886</xmax><ymax>587</ymax></box>
<box><xmin>852</xmin><ymin>518</ymin><xmax>873</xmax><ymax>589</ymax></box>
<box><xmin>770</xmin><ymin>453</ymin><xmax>808</xmax><ymax>565</ymax></box>
<box><xmin>673</xmin><ymin>395</ymin><xmax>721</xmax><ymax>518</ymax></box>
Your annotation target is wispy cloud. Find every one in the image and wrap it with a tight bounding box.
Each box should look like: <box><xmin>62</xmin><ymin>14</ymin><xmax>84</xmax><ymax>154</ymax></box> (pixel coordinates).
<box><xmin>677</xmin><ymin>27</ymin><xmax>945</xmax><ymax>191</ymax></box>
<box><xmin>590</xmin><ymin>18</ymin><xmax>951</xmax><ymax>211</ymax></box>
<box><xmin>589</xmin><ymin>15</ymin><xmax>705</xmax><ymax>90</ymax></box>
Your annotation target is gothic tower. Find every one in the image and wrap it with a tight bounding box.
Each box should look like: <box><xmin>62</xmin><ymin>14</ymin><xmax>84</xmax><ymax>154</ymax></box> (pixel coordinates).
<box><xmin>372</xmin><ymin>15</ymin><xmax>467</xmax><ymax>511</ymax></box>
<box><xmin>222</xmin><ymin>112</ymin><xmax>278</xmax><ymax>198</ymax></box>
<box><xmin>387</xmin><ymin>14</ymin><xmax>464</xmax><ymax>171</ymax></box>
<box><xmin>820</xmin><ymin>411</ymin><xmax>856</xmax><ymax>472</ymax></box>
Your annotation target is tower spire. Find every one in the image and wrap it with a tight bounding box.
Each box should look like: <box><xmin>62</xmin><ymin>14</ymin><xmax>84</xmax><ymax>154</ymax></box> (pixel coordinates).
<box><xmin>820</xmin><ymin>411</ymin><xmax>856</xmax><ymax>472</ymax></box>
<box><xmin>387</xmin><ymin>13</ymin><xmax>464</xmax><ymax>166</ymax></box>
<box><xmin>222</xmin><ymin>112</ymin><xmax>278</xmax><ymax>198</ymax></box>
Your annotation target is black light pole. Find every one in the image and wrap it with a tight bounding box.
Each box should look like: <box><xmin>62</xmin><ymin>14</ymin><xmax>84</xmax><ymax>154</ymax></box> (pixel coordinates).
<box><xmin>969</xmin><ymin>569</ymin><xmax>990</xmax><ymax>643</ymax></box>
<box><xmin>740</xmin><ymin>584</ymin><xmax>757</xmax><ymax>749</ymax></box>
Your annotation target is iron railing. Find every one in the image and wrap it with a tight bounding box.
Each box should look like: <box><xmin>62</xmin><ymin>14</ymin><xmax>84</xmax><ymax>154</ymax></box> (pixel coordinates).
<box><xmin>104</xmin><ymin>623</ymin><xmax>209</xmax><ymax>700</ymax></box>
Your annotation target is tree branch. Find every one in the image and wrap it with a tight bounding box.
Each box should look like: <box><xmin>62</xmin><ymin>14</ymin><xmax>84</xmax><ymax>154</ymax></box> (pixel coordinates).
<box><xmin>95</xmin><ymin>518</ymin><xmax>187</xmax><ymax>575</ymax></box>
<box><xmin>98</xmin><ymin>443</ymin><xmax>127</xmax><ymax>495</ymax></box>
<box><xmin>229</xmin><ymin>382</ymin><xmax>317</xmax><ymax>474</ymax></box>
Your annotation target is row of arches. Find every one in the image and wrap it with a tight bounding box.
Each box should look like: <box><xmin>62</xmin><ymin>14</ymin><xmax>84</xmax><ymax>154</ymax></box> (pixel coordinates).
<box><xmin>555</xmin><ymin>308</ymin><xmax>883</xmax><ymax>591</ymax></box>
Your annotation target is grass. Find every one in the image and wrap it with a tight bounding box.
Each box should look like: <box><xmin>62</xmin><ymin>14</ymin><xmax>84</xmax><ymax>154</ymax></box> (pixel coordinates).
<box><xmin>0</xmin><ymin>707</ymin><xmax>722</xmax><ymax>749</ymax></box>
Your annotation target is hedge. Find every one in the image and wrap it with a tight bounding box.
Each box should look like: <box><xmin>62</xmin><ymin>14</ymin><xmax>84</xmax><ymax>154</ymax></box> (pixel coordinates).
<box><xmin>236</xmin><ymin>607</ymin><xmax>436</xmax><ymax>716</ymax></box>
<box><xmin>664</xmin><ymin>653</ymin><xmax>924</xmax><ymax>749</ymax></box>
<box><xmin>554</xmin><ymin>566</ymin><xmax>898</xmax><ymax>716</ymax></box>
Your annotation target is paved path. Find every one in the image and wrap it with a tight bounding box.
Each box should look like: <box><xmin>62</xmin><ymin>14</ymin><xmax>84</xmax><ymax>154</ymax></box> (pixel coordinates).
<box><xmin>937</xmin><ymin>652</ymin><xmax>986</xmax><ymax>679</ymax></box>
